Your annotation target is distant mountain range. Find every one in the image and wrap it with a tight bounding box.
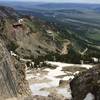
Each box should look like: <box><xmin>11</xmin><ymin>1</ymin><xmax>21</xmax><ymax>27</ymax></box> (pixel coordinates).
<box><xmin>0</xmin><ymin>1</ymin><xmax>100</xmax><ymax>11</ymax></box>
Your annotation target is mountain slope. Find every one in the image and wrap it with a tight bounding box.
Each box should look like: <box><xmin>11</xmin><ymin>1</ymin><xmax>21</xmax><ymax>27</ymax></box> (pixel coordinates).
<box><xmin>0</xmin><ymin>5</ymin><xmax>72</xmax><ymax>99</ymax></box>
<box><xmin>0</xmin><ymin>6</ymin><xmax>71</xmax><ymax>63</ymax></box>
<box><xmin>1</xmin><ymin>5</ymin><xmax>100</xmax><ymax>64</ymax></box>
<box><xmin>19</xmin><ymin>8</ymin><xmax>100</xmax><ymax>61</ymax></box>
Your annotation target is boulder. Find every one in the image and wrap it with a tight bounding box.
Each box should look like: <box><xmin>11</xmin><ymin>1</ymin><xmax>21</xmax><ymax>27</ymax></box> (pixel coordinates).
<box><xmin>70</xmin><ymin>64</ymin><xmax>100</xmax><ymax>100</ymax></box>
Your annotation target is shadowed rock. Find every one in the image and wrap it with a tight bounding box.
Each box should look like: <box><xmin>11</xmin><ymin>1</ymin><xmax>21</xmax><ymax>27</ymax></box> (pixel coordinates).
<box><xmin>70</xmin><ymin>64</ymin><xmax>100</xmax><ymax>100</ymax></box>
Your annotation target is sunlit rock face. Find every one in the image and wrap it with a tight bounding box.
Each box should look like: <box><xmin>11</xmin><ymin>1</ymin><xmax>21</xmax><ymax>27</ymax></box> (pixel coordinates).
<box><xmin>0</xmin><ymin>39</ymin><xmax>31</xmax><ymax>99</ymax></box>
<box><xmin>0</xmin><ymin>40</ymin><xmax>17</xmax><ymax>99</ymax></box>
<box><xmin>70</xmin><ymin>64</ymin><xmax>100</xmax><ymax>100</ymax></box>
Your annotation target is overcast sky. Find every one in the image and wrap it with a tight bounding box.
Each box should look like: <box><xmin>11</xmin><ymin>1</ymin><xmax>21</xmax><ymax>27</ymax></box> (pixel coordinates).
<box><xmin>1</xmin><ymin>0</ymin><xmax>100</xmax><ymax>4</ymax></box>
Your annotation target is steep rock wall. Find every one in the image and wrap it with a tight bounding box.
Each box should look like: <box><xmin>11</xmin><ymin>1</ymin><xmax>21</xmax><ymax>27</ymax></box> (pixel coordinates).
<box><xmin>0</xmin><ymin>39</ymin><xmax>30</xmax><ymax>100</ymax></box>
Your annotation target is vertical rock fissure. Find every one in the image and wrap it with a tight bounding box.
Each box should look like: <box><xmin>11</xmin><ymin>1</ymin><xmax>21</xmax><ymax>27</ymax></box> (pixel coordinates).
<box><xmin>3</xmin><ymin>61</ymin><xmax>17</xmax><ymax>97</ymax></box>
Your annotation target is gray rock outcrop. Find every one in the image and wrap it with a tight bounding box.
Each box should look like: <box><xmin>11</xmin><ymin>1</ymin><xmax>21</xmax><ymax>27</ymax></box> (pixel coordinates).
<box><xmin>70</xmin><ymin>64</ymin><xmax>100</xmax><ymax>100</ymax></box>
<box><xmin>0</xmin><ymin>39</ymin><xmax>30</xmax><ymax>100</ymax></box>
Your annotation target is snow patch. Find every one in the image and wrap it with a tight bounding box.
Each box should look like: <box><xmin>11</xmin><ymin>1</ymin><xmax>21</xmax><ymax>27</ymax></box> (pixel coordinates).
<box><xmin>26</xmin><ymin>74</ymin><xmax>34</xmax><ymax>80</ymax></box>
<box><xmin>74</xmin><ymin>71</ymin><xmax>80</xmax><ymax>75</ymax></box>
<box><xmin>84</xmin><ymin>93</ymin><xmax>95</xmax><ymax>100</ymax></box>
<box><xmin>46</xmin><ymin>61</ymin><xmax>93</xmax><ymax>69</ymax></box>
<box><xmin>62</xmin><ymin>76</ymin><xmax>74</xmax><ymax>81</ymax></box>
<box><xmin>26</xmin><ymin>61</ymin><xmax>93</xmax><ymax>99</ymax></box>
<box><xmin>57</xmin><ymin>85</ymin><xmax>72</xmax><ymax>99</ymax></box>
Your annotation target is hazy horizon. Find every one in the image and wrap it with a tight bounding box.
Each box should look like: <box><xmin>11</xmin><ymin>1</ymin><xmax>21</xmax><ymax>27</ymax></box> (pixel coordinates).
<box><xmin>0</xmin><ymin>0</ymin><xmax>100</xmax><ymax>4</ymax></box>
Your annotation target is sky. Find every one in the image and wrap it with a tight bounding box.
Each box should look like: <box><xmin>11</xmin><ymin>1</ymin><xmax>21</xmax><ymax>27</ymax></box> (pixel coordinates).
<box><xmin>1</xmin><ymin>0</ymin><xmax>100</xmax><ymax>4</ymax></box>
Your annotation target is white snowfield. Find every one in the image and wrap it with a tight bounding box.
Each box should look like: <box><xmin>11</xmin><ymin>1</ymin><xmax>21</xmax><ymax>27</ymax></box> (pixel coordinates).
<box><xmin>26</xmin><ymin>61</ymin><xmax>93</xmax><ymax>99</ymax></box>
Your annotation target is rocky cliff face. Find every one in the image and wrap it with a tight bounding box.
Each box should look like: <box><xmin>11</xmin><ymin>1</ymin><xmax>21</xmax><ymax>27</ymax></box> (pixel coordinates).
<box><xmin>0</xmin><ymin>39</ymin><xmax>30</xmax><ymax>100</ymax></box>
<box><xmin>0</xmin><ymin>39</ymin><xmax>17</xmax><ymax>99</ymax></box>
<box><xmin>70</xmin><ymin>64</ymin><xmax>100</xmax><ymax>100</ymax></box>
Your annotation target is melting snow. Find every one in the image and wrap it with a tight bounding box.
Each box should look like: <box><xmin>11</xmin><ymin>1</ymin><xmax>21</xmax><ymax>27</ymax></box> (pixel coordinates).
<box><xmin>57</xmin><ymin>85</ymin><xmax>72</xmax><ymax>99</ymax></box>
<box><xmin>46</xmin><ymin>61</ymin><xmax>93</xmax><ymax>69</ymax></box>
<box><xmin>74</xmin><ymin>71</ymin><xmax>80</xmax><ymax>75</ymax></box>
<box><xmin>84</xmin><ymin>93</ymin><xmax>95</xmax><ymax>100</ymax></box>
<box><xmin>26</xmin><ymin>61</ymin><xmax>93</xmax><ymax>99</ymax></box>
<box><xmin>62</xmin><ymin>76</ymin><xmax>74</xmax><ymax>81</ymax></box>
<box><xmin>26</xmin><ymin>73</ymin><xmax>34</xmax><ymax>80</ymax></box>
